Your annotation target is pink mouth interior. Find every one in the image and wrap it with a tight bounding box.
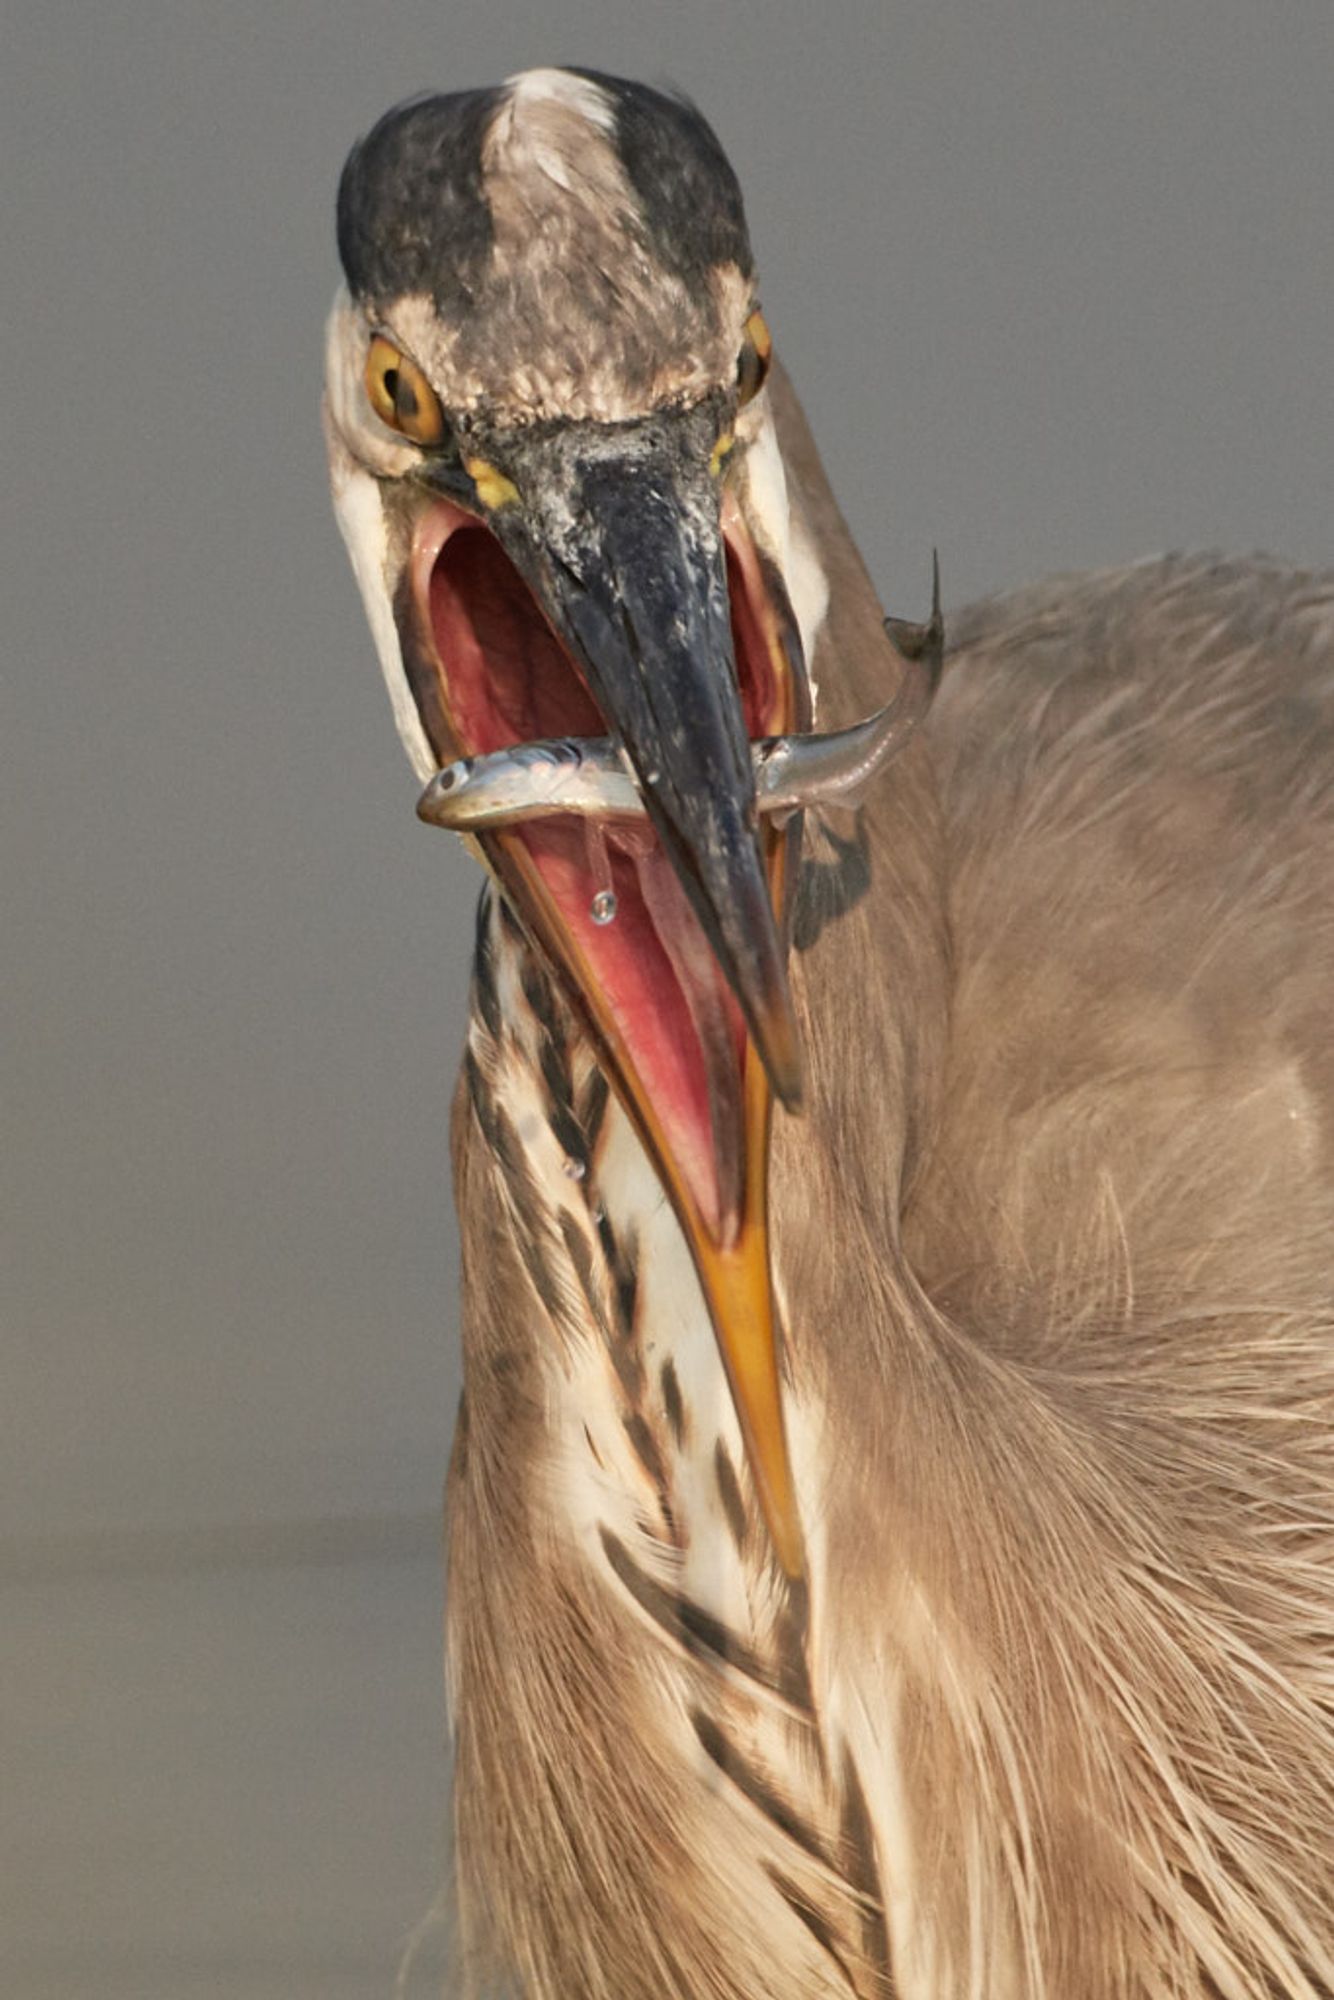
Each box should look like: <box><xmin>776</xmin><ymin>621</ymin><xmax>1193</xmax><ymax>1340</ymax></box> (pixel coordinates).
<box><xmin>423</xmin><ymin>518</ymin><xmax>783</xmax><ymax>1236</ymax></box>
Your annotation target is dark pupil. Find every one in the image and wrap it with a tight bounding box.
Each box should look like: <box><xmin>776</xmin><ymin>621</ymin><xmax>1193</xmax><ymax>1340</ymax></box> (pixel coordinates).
<box><xmin>385</xmin><ymin>367</ymin><xmax>418</xmax><ymax>422</ymax></box>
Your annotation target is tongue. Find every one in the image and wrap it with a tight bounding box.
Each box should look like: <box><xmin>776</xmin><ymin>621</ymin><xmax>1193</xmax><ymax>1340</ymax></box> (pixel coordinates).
<box><xmin>517</xmin><ymin>818</ymin><xmax>744</xmax><ymax>1238</ymax></box>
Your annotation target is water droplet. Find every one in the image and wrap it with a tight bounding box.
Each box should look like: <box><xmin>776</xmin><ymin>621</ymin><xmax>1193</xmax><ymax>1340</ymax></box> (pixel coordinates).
<box><xmin>561</xmin><ymin>1155</ymin><xmax>586</xmax><ymax>1180</ymax></box>
<box><xmin>583</xmin><ymin>819</ymin><xmax>616</xmax><ymax>925</ymax></box>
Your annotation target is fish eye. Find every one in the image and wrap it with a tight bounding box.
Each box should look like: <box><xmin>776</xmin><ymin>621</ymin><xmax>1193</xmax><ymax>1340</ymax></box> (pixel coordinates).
<box><xmin>735</xmin><ymin>309</ymin><xmax>773</xmax><ymax>407</ymax></box>
<box><xmin>364</xmin><ymin>333</ymin><xmax>447</xmax><ymax>447</ymax></box>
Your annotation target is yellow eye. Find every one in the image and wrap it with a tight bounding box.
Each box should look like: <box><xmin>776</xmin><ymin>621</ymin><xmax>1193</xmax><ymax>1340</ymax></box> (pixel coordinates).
<box><xmin>735</xmin><ymin>309</ymin><xmax>773</xmax><ymax>407</ymax></box>
<box><xmin>364</xmin><ymin>333</ymin><xmax>446</xmax><ymax>446</ymax></box>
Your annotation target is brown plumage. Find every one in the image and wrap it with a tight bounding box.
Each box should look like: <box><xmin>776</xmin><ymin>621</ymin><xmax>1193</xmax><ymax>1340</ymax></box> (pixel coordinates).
<box><xmin>327</xmin><ymin>69</ymin><xmax>1334</xmax><ymax>2000</ymax></box>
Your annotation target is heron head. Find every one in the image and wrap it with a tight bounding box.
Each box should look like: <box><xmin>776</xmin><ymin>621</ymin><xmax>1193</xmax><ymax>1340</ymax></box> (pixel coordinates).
<box><xmin>325</xmin><ymin>68</ymin><xmax>814</xmax><ymax>1569</ymax></box>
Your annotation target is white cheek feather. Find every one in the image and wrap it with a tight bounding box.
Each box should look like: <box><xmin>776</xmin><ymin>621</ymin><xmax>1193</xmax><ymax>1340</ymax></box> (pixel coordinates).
<box><xmin>328</xmin><ymin>457</ymin><xmax>436</xmax><ymax>781</ymax></box>
<box><xmin>740</xmin><ymin>408</ymin><xmax>830</xmax><ymax>715</ymax></box>
<box><xmin>323</xmin><ymin>287</ymin><xmax>437</xmax><ymax>779</ymax></box>
<box><xmin>784</xmin><ymin>510</ymin><xmax>830</xmax><ymax>717</ymax></box>
<box><xmin>323</xmin><ymin>289</ymin><xmax>417</xmax><ymax>479</ymax></box>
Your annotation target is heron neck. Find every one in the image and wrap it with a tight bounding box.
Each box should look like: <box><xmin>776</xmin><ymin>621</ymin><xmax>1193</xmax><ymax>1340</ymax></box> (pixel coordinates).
<box><xmin>766</xmin><ymin>361</ymin><xmax>951</xmax><ymax>1357</ymax></box>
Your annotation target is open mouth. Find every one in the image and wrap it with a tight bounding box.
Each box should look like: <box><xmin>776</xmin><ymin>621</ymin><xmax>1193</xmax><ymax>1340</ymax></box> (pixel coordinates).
<box><xmin>408</xmin><ymin>498</ymin><xmax>799</xmax><ymax>1244</ymax></box>
<box><xmin>358</xmin><ymin>440</ymin><xmax>937</xmax><ymax>1580</ymax></box>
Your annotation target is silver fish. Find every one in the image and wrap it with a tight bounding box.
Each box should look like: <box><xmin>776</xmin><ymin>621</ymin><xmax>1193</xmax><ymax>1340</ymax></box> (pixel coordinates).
<box><xmin>416</xmin><ymin>737</ymin><xmax>639</xmax><ymax>829</ymax></box>
<box><xmin>417</xmin><ymin>560</ymin><xmax>943</xmax><ymax>834</ymax></box>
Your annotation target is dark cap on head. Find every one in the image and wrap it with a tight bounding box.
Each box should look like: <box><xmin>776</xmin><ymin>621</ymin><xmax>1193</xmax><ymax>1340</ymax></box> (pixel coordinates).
<box><xmin>337</xmin><ymin>70</ymin><xmax>753</xmax><ymax>313</ymax></box>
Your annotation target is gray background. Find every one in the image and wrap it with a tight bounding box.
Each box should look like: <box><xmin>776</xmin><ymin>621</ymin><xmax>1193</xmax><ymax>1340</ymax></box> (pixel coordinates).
<box><xmin>5</xmin><ymin>2</ymin><xmax>1332</xmax><ymax>1994</ymax></box>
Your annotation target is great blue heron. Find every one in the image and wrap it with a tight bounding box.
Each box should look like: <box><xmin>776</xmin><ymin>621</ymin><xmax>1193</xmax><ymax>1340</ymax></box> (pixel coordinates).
<box><xmin>325</xmin><ymin>67</ymin><xmax>1334</xmax><ymax>2000</ymax></box>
